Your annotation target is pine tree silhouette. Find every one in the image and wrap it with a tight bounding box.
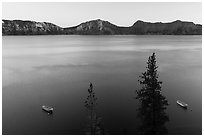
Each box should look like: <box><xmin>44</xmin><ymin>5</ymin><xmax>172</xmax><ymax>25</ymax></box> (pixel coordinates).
<box><xmin>136</xmin><ymin>53</ymin><xmax>169</xmax><ymax>134</ymax></box>
<box><xmin>84</xmin><ymin>83</ymin><xmax>104</xmax><ymax>135</ymax></box>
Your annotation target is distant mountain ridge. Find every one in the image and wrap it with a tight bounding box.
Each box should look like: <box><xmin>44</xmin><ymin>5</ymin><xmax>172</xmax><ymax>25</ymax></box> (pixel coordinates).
<box><xmin>2</xmin><ymin>19</ymin><xmax>202</xmax><ymax>35</ymax></box>
<box><xmin>2</xmin><ymin>20</ymin><xmax>64</xmax><ymax>35</ymax></box>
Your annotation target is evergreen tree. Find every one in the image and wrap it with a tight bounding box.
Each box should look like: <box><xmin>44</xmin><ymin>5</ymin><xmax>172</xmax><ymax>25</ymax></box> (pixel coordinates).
<box><xmin>136</xmin><ymin>53</ymin><xmax>169</xmax><ymax>134</ymax></box>
<box><xmin>85</xmin><ymin>83</ymin><xmax>97</xmax><ymax>114</ymax></box>
<box><xmin>84</xmin><ymin>83</ymin><xmax>104</xmax><ymax>135</ymax></box>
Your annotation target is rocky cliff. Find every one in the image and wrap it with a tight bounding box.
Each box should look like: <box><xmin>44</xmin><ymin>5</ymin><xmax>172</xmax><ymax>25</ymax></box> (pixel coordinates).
<box><xmin>2</xmin><ymin>20</ymin><xmax>64</xmax><ymax>35</ymax></box>
<box><xmin>63</xmin><ymin>19</ymin><xmax>130</xmax><ymax>35</ymax></box>
<box><xmin>131</xmin><ymin>20</ymin><xmax>202</xmax><ymax>35</ymax></box>
<box><xmin>2</xmin><ymin>19</ymin><xmax>202</xmax><ymax>35</ymax></box>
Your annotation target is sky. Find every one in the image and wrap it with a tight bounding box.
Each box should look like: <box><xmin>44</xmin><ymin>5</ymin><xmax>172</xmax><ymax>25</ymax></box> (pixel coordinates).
<box><xmin>2</xmin><ymin>2</ymin><xmax>202</xmax><ymax>28</ymax></box>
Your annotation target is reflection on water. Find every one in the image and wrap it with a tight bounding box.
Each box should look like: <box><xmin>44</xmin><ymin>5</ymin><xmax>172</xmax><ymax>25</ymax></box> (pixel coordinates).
<box><xmin>136</xmin><ymin>53</ymin><xmax>169</xmax><ymax>134</ymax></box>
<box><xmin>84</xmin><ymin>83</ymin><xmax>104</xmax><ymax>135</ymax></box>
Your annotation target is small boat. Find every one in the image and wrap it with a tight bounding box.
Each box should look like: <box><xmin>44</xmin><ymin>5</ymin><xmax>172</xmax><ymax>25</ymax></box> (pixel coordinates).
<box><xmin>42</xmin><ymin>105</ymin><xmax>53</xmax><ymax>113</ymax></box>
<box><xmin>177</xmin><ymin>100</ymin><xmax>188</xmax><ymax>109</ymax></box>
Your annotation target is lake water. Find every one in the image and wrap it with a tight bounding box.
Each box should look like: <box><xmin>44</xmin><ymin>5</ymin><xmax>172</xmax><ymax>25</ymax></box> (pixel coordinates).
<box><xmin>2</xmin><ymin>35</ymin><xmax>202</xmax><ymax>135</ymax></box>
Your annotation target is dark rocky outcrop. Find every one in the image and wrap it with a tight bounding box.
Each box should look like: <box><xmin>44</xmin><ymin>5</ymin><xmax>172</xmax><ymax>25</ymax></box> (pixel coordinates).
<box><xmin>2</xmin><ymin>19</ymin><xmax>202</xmax><ymax>35</ymax></box>
<box><xmin>131</xmin><ymin>20</ymin><xmax>202</xmax><ymax>35</ymax></box>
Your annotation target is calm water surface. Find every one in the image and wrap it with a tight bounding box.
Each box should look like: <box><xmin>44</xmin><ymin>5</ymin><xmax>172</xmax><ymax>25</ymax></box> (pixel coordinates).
<box><xmin>2</xmin><ymin>35</ymin><xmax>202</xmax><ymax>134</ymax></box>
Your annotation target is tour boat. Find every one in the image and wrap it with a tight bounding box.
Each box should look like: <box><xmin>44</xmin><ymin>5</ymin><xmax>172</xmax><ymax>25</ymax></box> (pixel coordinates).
<box><xmin>176</xmin><ymin>100</ymin><xmax>188</xmax><ymax>109</ymax></box>
<box><xmin>42</xmin><ymin>105</ymin><xmax>53</xmax><ymax>113</ymax></box>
